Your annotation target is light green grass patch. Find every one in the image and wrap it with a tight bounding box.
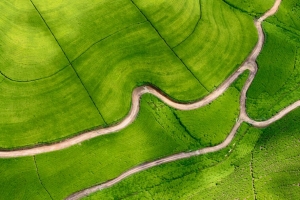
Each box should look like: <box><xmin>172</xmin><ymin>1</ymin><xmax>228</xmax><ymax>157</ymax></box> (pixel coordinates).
<box><xmin>32</xmin><ymin>0</ymin><xmax>146</xmax><ymax>61</ymax></box>
<box><xmin>174</xmin><ymin>0</ymin><xmax>257</xmax><ymax>90</ymax></box>
<box><xmin>0</xmin><ymin>0</ymin><xmax>68</xmax><ymax>80</ymax></box>
<box><xmin>0</xmin><ymin>66</ymin><xmax>104</xmax><ymax>148</ymax></box>
<box><xmin>132</xmin><ymin>0</ymin><xmax>200</xmax><ymax>47</ymax></box>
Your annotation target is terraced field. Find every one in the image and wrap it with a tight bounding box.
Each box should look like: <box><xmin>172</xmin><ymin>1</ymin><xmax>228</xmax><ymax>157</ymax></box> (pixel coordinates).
<box><xmin>1</xmin><ymin>0</ymin><xmax>300</xmax><ymax>200</ymax></box>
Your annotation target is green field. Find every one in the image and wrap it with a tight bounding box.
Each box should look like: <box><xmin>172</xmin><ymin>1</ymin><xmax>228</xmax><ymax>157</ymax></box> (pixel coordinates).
<box><xmin>0</xmin><ymin>75</ymin><xmax>243</xmax><ymax>199</ymax></box>
<box><xmin>1</xmin><ymin>0</ymin><xmax>300</xmax><ymax>199</ymax></box>
<box><xmin>0</xmin><ymin>1</ymin><xmax>68</xmax><ymax>81</ymax></box>
<box><xmin>246</xmin><ymin>1</ymin><xmax>300</xmax><ymax>120</ymax></box>
<box><xmin>0</xmin><ymin>66</ymin><xmax>104</xmax><ymax>148</ymax></box>
<box><xmin>84</xmin><ymin>108</ymin><xmax>300</xmax><ymax>200</ymax></box>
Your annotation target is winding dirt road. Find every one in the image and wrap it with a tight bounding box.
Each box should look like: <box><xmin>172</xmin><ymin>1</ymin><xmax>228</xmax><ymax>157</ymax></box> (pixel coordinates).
<box><xmin>0</xmin><ymin>0</ymin><xmax>298</xmax><ymax>198</ymax></box>
<box><xmin>65</xmin><ymin>0</ymin><xmax>295</xmax><ymax>199</ymax></box>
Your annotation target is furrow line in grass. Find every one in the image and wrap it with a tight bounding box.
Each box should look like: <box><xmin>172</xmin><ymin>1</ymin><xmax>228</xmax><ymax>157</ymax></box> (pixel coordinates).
<box><xmin>0</xmin><ymin>64</ymin><xmax>69</xmax><ymax>82</ymax></box>
<box><xmin>172</xmin><ymin>111</ymin><xmax>199</xmax><ymax>142</ymax></box>
<box><xmin>29</xmin><ymin>0</ymin><xmax>107</xmax><ymax>125</ymax></box>
<box><xmin>33</xmin><ymin>156</ymin><xmax>54</xmax><ymax>200</ymax></box>
<box><xmin>129</xmin><ymin>0</ymin><xmax>209</xmax><ymax>92</ymax></box>
<box><xmin>250</xmin><ymin>151</ymin><xmax>257</xmax><ymax>200</ymax></box>
<box><xmin>222</xmin><ymin>0</ymin><xmax>260</xmax><ymax>17</ymax></box>
<box><xmin>172</xmin><ymin>0</ymin><xmax>202</xmax><ymax>49</ymax></box>
<box><xmin>71</xmin><ymin>21</ymin><xmax>148</xmax><ymax>63</ymax></box>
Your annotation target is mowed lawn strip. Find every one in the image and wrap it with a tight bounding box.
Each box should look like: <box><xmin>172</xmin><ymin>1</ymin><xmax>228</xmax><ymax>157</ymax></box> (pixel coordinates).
<box><xmin>174</xmin><ymin>0</ymin><xmax>257</xmax><ymax>90</ymax></box>
<box><xmin>31</xmin><ymin>0</ymin><xmax>146</xmax><ymax>61</ymax></box>
<box><xmin>131</xmin><ymin>0</ymin><xmax>200</xmax><ymax>47</ymax></box>
<box><xmin>72</xmin><ymin>22</ymin><xmax>208</xmax><ymax>124</ymax></box>
<box><xmin>0</xmin><ymin>0</ymin><xmax>69</xmax><ymax>81</ymax></box>
<box><xmin>0</xmin><ymin>66</ymin><xmax>104</xmax><ymax>148</ymax></box>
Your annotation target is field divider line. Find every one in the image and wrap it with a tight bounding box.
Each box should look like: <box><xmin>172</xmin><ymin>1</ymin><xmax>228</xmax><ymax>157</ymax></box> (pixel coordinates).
<box><xmin>0</xmin><ymin>64</ymin><xmax>70</xmax><ymax>82</ymax></box>
<box><xmin>29</xmin><ymin>0</ymin><xmax>107</xmax><ymax>125</ymax></box>
<box><xmin>129</xmin><ymin>0</ymin><xmax>210</xmax><ymax>92</ymax></box>
<box><xmin>33</xmin><ymin>156</ymin><xmax>54</xmax><ymax>200</ymax></box>
<box><xmin>172</xmin><ymin>0</ymin><xmax>202</xmax><ymax>49</ymax></box>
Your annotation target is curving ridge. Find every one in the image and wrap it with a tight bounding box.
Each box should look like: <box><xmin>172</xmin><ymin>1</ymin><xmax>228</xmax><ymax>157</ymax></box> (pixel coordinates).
<box><xmin>0</xmin><ymin>0</ymin><xmax>295</xmax><ymax>160</ymax></box>
<box><xmin>65</xmin><ymin>0</ymin><xmax>294</xmax><ymax>199</ymax></box>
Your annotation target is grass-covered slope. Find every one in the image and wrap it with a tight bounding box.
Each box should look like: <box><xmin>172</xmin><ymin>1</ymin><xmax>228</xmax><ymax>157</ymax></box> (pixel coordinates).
<box><xmin>174</xmin><ymin>0</ymin><xmax>257</xmax><ymax>90</ymax></box>
<box><xmin>0</xmin><ymin>66</ymin><xmax>104</xmax><ymax>148</ymax></box>
<box><xmin>84</xmin><ymin>108</ymin><xmax>300</xmax><ymax>200</ymax></box>
<box><xmin>0</xmin><ymin>0</ymin><xmax>68</xmax><ymax>81</ymax></box>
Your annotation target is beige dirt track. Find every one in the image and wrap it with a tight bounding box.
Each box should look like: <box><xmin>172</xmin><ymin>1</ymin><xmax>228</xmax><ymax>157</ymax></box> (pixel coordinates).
<box><xmin>65</xmin><ymin>0</ymin><xmax>298</xmax><ymax>199</ymax></box>
<box><xmin>0</xmin><ymin>0</ymin><xmax>298</xmax><ymax>198</ymax></box>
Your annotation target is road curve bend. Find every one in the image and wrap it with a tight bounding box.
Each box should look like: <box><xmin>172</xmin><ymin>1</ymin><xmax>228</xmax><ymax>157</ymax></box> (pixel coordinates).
<box><xmin>66</xmin><ymin>0</ymin><xmax>295</xmax><ymax>199</ymax></box>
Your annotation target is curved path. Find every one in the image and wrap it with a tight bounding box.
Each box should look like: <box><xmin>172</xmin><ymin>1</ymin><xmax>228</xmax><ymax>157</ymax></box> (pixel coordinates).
<box><xmin>0</xmin><ymin>0</ymin><xmax>297</xmax><ymax>197</ymax></box>
<box><xmin>66</xmin><ymin>0</ymin><xmax>292</xmax><ymax>199</ymax></box>
<box><xmin>0</xmin><ymin>0</ymin><xmax>288</xmax><ymax>159</ymax></box>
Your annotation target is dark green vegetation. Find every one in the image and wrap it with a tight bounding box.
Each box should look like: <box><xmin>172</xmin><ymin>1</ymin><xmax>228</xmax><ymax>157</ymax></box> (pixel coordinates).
<box><xmin>246</xmin><ymin>0</ymin><xmax>300</xmax><ymax>120</ymax></box>
<box><xmin>0</xmin><ymin>77</ymin><xmax>242</xmax><ymax>199</ymax></box>
<box><xmin>84</xmin><ymin>109</ymin><xmax>300</xmax><ymax>200</ymax></box>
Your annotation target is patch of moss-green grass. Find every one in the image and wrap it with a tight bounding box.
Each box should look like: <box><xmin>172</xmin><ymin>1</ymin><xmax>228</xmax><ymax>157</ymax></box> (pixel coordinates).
<box><xmin>0</xmin><ymin>0</ymin><xmax>69</xmax><ymax>81</ymax></box>
<box><xmin>0</xmin><ymin>66</ymin><xmax>104</xmax><ymax>148</ymax></box>
<box><xmin>174</xmin><ymin>0</ymin><xmax>257</xmax><ymax>90</ymax></box>
<box><xmin>0</xmin><ymin>157</ymin><xmax>51</xmax><ymax>200</ymax></box>
<box><xmin>131</xmin><ymin>0</ymin><xmax>200</xmax><ymax>47</ymax></box>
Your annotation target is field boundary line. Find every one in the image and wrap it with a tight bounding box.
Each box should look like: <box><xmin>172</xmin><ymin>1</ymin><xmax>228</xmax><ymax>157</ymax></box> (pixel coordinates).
<box><xmin>71</xmin><ymin>21</ymin><xmax>147</xmax><ymax>63</ymax></box>
<box><xmin>29</xmin><ymin>0</ymin><xmax>107</xmax><ymax>125</ymax></box>
<box><xmin>172</xmin><ymin>0</ymin><xmax>202</xmax><ymax>49</ymax></box>
<box><xmin>33</xmin><ymin>156</ymin><xmax>54</xmax><ymax>200</ymax></box>
<box><xmin>0</xmin><ymin>64</ymin><xmax>69</xmax><ymax>82</ymax></box>
<box><xmin>129</xmin><ymin>0</ymin><xmax>209</xmax><ymax>92</ymax></box>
